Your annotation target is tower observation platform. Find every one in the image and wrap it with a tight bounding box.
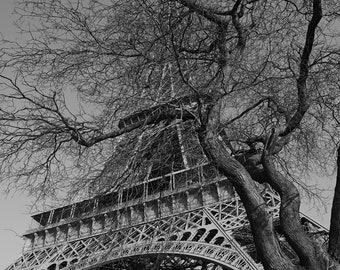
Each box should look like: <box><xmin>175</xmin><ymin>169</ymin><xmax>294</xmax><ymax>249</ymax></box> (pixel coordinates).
<box><xmin>5</xmin><ymin>96</ymin><xmax>328</xmax><ymax>270</ymax></box>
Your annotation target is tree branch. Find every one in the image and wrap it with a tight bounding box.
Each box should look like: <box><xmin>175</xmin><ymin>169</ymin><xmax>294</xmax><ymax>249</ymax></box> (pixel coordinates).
<box><xmin>280</xmin><ymin>0</ymin><xmax>322</xmax><ymax>136</ymax></box>
<box><xmin>178</xmin><ymin>0</ymin><xmax>230</xmax><ymax>26</ymax></box>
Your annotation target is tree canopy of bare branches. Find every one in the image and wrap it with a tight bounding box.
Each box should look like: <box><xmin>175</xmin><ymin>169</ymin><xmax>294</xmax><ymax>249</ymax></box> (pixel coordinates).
<box><xmin>1</xmin><ymin>0</ymin><xmax>340</xmax><ymax>269</ymax></box>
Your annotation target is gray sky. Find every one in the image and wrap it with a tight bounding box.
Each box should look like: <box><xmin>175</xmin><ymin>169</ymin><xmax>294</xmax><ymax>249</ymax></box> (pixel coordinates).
<box><xmin>0</xmin><ymin>1</ymin><xmax>336</xmax><ymax>269</ymax></box>
<box><xmin>0</xmin><ymin>196</ymin><xmax>32</xmax><ymax>269</ymax></box>
<box><xmin>0</xmin><ymin>2</ymin><xmax>31</xmax><ymax>269</ymax></box>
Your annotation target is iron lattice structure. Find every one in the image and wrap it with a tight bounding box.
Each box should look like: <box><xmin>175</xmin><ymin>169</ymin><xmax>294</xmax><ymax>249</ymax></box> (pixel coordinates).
<box><xmin>6</xmin><ymin>99</ymin><xmax>328</xmax><ymax>270</ymax></box>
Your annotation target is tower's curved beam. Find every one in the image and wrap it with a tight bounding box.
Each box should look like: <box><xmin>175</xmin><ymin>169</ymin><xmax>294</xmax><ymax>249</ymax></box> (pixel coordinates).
<box><xmin>66</xmin><ymin>241</ymin><xmax>257</xmax><ymax>270</ymax></box>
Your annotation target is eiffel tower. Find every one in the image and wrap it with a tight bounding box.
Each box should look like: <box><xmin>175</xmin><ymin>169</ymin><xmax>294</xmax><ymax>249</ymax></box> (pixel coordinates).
<box><xmin>5</xmin><ymin>97</ymin><xmax>328</xmax><ymax>270</ymax></box>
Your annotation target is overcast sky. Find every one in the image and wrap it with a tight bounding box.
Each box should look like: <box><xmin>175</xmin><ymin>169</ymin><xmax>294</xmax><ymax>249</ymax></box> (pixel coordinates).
<box><xmin>0</xmin><ymin>1</ymin><xmax>337</xmax><ymax>269</ymax></box>
<box><xmin>0</xmin><ymin>2</ymin><xmax>32</xmax><ymax>269</ymax></box>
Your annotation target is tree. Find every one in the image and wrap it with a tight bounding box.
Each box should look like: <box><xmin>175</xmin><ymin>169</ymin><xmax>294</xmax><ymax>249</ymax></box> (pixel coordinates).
<box><xmin>1</xmin><ymin>0</ymin><xmax>340</xmax><ymax>269</ymax></box>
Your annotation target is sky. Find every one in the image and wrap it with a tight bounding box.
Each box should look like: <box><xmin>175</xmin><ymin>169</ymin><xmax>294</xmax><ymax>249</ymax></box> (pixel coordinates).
<box><xmin>0</xmin><ymin>2</ymin><xmax>32</xmax><ymax>269</ymax></box>
<box><xmin>0</xmin><ymin>1</ymin><xmax>337</xmax><ymax>269</ymax></box>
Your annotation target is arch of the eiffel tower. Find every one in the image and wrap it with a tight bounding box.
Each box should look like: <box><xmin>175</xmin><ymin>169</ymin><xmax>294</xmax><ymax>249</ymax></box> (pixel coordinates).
<box><xmin>6</xmin><ymin>97</ymin><xmax>328</xmax><ymax>270</ymax></box>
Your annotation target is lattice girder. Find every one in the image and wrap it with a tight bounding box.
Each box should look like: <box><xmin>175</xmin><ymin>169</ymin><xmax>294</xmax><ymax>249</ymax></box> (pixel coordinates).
<box><xmin>7</xmin><ymin>185</ymin><xmax>329</xmax><ymax>270</ymax></box>
<box><xmin>7</xmin><ymin>196</ymin><xmax>268</xmax><ymax>270</ymax></box>
<box><xmin>96</xmin><ymin>255</ymin><xmax>225</xmax><ymax>270</ymax></box>
<box><xmin>65</xmin><ymin>241</ymin><xmax>251</xmax><ymax>270</ymax></box>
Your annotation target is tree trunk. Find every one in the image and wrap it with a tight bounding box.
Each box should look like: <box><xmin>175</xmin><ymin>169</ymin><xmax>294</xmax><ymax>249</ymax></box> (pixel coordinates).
<box><xmin>199</xmin><ymin>102</ymin><xmax>295</xmax><ymax>270</ymax></box>
<box><xmin>262</xmin><ymin>153</ymin><xmax>329</xmax><ymax>270</ymax></box>
<box><xmin>329</xmin><ymin>147</ymin><xmax>340</xmax><ymax>263</ymax></box>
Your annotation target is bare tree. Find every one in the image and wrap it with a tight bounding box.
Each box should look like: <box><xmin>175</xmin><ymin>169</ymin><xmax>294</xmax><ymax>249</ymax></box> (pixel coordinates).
<box><xmin>1</xmin><ymin>0</ymin><xmax>340</xmax><ymax>269</ymax></box>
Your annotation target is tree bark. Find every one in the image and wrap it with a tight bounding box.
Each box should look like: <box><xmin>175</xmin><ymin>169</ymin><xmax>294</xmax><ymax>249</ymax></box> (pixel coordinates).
<box><xmin>262</xmin><ymin>152</ymin><xmax>328</xmax><ymax>270</ymax></box>
<box><xmin>280</xmin><ymin>0</ymin><xmax>322</xmax><ymax>137</ymax></box>
<box><xmin>329</xmin><ymin>147</ymin><xmax>340</xmax><ymax>263</ymax></box>
<box><xmin>199</xmin><ymin>102</ymin><xmax>295</xmax><ymax>270</ymax></box>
